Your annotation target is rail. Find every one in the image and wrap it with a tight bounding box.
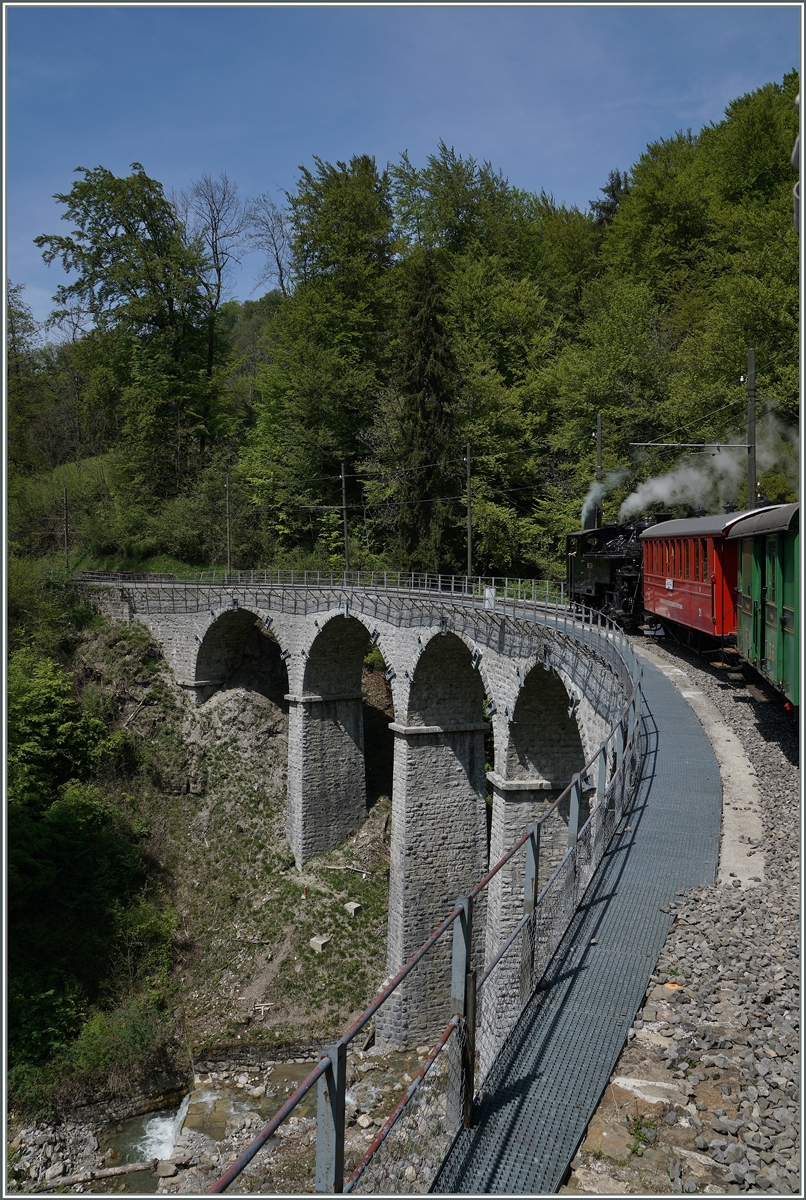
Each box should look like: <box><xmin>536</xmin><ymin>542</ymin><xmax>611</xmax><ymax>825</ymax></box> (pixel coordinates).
<box><xmin>196</xmin><ymin>594</ymin><xmax>642</xmax><ymax>1195</ymax></box>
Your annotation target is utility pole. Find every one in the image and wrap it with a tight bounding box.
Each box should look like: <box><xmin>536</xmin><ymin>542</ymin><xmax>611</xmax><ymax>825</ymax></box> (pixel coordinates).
<box><xmin>63</xmin><ymin>488</ymin><xmax>69</xmax><ymax>574</ymax></box>
<box><xmin>595</xmin><ymin>413</ymin><xmax>603</xmax><ymax>529</ymax></box>
<box><xmin>747</xmin><ymin>349</ymin><xmax>756</xmax><ymax>509</ymax></box>
<box><xmin>466</xmin><ymin>443</ymin><xmax>472</xmax><ymax>580</ymax></box>
<box><xmin>225</xmin><ymin>469</ymin><xmax>231</xmax><ymax>581</ymax></box>
<box><xmin>341</xmin><ymin>460</ymin><xmax>350</xmax><ymax>573</ymax></box>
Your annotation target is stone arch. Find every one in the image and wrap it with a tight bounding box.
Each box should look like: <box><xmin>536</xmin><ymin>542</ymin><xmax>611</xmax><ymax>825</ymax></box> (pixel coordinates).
<box><xmin>194</xmin><ymin>608</ymin><xmax>288</xmax><ymax>705</ymax></box>
<box><xmin>288</xmin><ymin>613</ymin><xmax>396</xmax><ymax>867</ymax></box>
<box><xmin>506</xmin><ymin>664</ymin><xmax>586</xmax><ymax>788</ymax></box>
<box><xmin>406</xmin><ymin>630</ymin><xmax>488</xmax><ymax>726</ymax></box>
<box><xmin>303</xmin><ymin>614</ymin><xmax>372</xmax><ymax>697</ymax></box>
<box><xmin>380</xmin><ymin>632</ymin><xmax>489</xmax><ymax>1047</ymax></box>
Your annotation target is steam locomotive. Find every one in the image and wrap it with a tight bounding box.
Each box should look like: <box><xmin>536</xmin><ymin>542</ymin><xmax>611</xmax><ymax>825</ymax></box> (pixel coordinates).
<box><xmin>565</xmin><ymin>516</ymin><xmax>671</xmax><ymax>622</ymax></box>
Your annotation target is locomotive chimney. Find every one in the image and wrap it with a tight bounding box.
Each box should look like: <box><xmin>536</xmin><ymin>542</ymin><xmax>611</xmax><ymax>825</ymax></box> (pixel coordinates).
<box><xmin>724</xmin><ymin>502</ymin><xmax>736</xmax><ymax>514</ymax></box>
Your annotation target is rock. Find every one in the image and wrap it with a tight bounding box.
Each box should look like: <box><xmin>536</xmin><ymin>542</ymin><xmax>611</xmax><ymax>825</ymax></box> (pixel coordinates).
<box><xmin>581</xmin><ymin>1115</ymin><xmax>632</xmax><ymax>1161</ymax></box>
<box><xmin>357</xmin><ymin>1114</ymin><xmax>373</xmax><ymax>1129</ymax></box>
<box><xmin>157</xmin><ymin>1160</ymin><xmax>178</xmax><ymax>1177</ymax></box>
<box><xmin>404</xmin><ymin>1165</ymin><xmax>417</xmax><ymax>1180</ymax></box>
<box><xmin>44</xmin><ymin>1162</ymin><xmax>65</xmax><ymax>1180</ymax></box>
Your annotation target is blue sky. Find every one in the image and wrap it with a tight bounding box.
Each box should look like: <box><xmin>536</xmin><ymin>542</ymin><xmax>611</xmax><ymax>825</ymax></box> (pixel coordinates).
<box><xmin>6</xmin><ymin>3</ymin><xmax>802</xmax><ymax>325</ymax></box>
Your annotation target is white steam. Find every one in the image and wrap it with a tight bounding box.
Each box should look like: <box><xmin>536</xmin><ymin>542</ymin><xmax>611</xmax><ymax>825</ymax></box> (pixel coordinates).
<box><xmin>618</xmin><ymin>416</ymin><xmax>799</xmax><ymax>521</ymax></box>
<box><xmin>581</xmin><ymin>470</ymin><xmax>628</xmax><ymax>526</ymax></box>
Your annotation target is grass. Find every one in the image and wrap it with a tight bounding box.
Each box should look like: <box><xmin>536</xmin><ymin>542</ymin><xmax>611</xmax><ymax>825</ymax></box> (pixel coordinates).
<box><xmin>626</xmin><ymin>1114</ymin><xmax>657</xmax><ymax>1156</ymax></box>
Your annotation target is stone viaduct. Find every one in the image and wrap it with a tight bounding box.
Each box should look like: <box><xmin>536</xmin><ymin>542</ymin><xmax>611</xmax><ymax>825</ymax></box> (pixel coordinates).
<box><xmin>92</xmin><ymin>579</ymin><xmax>636</xmax><ymax>1046</ymax></box>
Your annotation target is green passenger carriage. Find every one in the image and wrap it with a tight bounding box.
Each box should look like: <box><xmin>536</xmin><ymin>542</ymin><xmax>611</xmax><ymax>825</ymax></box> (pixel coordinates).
<box><xmin>727</xmin><ymin>503</ymin><xmax>799</xmax><ymax>705</ymax></box>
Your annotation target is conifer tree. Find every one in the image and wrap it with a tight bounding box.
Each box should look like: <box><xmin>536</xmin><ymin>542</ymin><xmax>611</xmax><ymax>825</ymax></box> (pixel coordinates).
<box><xmin>387</xmin><ymin>248</ymin><xmax>461</xmax><ymax>571</ymax></box>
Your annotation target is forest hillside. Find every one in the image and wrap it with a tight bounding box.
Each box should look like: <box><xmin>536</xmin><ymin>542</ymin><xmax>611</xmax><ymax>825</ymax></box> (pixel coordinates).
<box><xmin>9</xmin><ymin>71</ymin><xmax>799</xmax><ymax>583</ymax></box>
<box><xmin>6</xmin><ymin>72</ymin><xmax>799</xmax><ymax>1115</ymax></box>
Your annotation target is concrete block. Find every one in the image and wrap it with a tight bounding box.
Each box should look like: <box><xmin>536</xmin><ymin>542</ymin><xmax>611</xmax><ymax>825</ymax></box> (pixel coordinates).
<box><xmin>345</xmin><ymin>901</ymin><xmax>362</xmax><ymax>917</ymax></box>
<box><xmin>310</xmin><ymin>933</ymin><xmax>332</xmax><ymax>953</ymax></box>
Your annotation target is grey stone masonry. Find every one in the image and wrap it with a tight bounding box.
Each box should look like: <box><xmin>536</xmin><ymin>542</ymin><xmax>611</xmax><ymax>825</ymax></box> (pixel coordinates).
<box><xmin>84</xmin><ymin>582</ymin><xmax>635</xmax><ymax>1047</ymax></box>
<box><xmin>377</xmin><ymin>634</ymin><xmax>489</xmax><ymax>1048</ymax></box>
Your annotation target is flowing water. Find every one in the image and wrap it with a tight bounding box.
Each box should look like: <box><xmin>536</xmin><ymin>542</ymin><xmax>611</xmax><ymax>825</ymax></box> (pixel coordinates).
<box><xmin>98</xmin><ymin>1095</ymin><xmax>190</xmax><ymax>1193</ymax></box>
<box><xmin>98</xmin><ymin>1050</ymin><xmax>423</xmax><ymax>1191</ymax></box>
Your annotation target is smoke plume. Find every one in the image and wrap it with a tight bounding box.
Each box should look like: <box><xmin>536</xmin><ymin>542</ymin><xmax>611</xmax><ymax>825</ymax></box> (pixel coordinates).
<box><xmin>580</xmin><ymin>469</ymin><xmax>627</xmax><ymax>526</ymax></box>
<box><xmin>618</xmin><ymin>415</ymin><xmax>799</xmax><ymax>521</ymax></box>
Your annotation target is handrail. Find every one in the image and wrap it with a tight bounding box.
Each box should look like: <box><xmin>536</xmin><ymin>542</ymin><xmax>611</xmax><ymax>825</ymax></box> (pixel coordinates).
<box><xmin>208</xmin><ymin>1055</ymin><xmax>330</xmax><ymax>1193</ymax></box>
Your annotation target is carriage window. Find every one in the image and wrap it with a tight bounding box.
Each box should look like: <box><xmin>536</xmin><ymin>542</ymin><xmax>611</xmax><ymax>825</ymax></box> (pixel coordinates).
<box><xmin>742</xmin><ymin>543</ymin><xmax>752</xmax><ymax>589</ymax></box>
<box><xmin>676</xmin><ymin>540</ymin><xmax>683</xmax><ymax>578</ymax></box>
<box><xmin>767</xmin><ymin>539</ymin><xmax>777</xmax><ymax>602</ymax></box>
<box><xmin>694</xmin><ymin>538</ymin><xmax>700</xmax><ymax>581</ymax></box>
<box><xmin>683</xmin><ymin>540</ymin><xmax>690</xmax><ymax>579</ymax></box>
<box><xmin>701</xmin><ymin>539</ymin><xmax>708</xmax><ymax>578</ymax></box>
<box><xmin>664</xmin><ymin>541</ymin><xmax>670</xmax><ymax>575</ymax></box>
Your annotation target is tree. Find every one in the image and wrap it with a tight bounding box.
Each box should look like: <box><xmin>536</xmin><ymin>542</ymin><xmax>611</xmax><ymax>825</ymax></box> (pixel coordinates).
<box><xmin>589</xmin><ymin>169</ymin><xmax>630</xmax><ymax>226</ymax></box>
<box><xmin>35</xmin><ymin>164</ymin><xmax>233</xmax><ymax>496</ymax></box>
<box><xmin>367</xmin><ymin>248</ymin><xmax>462</xmax><ymax>571</ymax></box>
<box><xmin>243</xmin><ymin>155</ymin><xmax>395</xmax><ymax>552</ymax></box>
<box><xmin>178</xmin><ymin>171</ymin><xmax>248</xmax><ymax>378</ymax></box>
<box><xmin>7</xmin><ymin>282</ymin><xmax>44</xmax><ymax>472</ymax></box>
<box><xmin>35</xmin><ymin>163</ymin><xmax>205</xmax><ymax>339</ymax></box>
<box><xmin>248</xmin><ymin>191</ymin><xmax>292</xmax><ymax>298</ymax></box>
<box><xmin>391</xmin><ymin>142</ymin><xmax>518</xmax><ymax>258</ymax></box>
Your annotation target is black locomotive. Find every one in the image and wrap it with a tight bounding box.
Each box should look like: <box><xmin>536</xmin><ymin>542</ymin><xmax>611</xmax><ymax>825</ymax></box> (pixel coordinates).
<box><xmin>565</xmin><ymin>516</ymin><xmax>672</xmax><ymax>623</ymax></box>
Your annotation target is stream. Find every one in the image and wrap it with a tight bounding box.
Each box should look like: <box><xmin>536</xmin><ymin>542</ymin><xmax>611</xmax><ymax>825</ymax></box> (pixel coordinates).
<box><xmin>97</xmin><ymin>1049</ymin><xmax>423</xmax><ymax>1192</ymax></box>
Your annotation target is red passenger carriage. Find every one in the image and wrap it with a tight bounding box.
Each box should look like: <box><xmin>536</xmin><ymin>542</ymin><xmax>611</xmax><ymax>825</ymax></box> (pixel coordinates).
<box><xmin>639</xmin><ymin>512</ymin><xmax>753</xmax><ymax>637</ymax></box>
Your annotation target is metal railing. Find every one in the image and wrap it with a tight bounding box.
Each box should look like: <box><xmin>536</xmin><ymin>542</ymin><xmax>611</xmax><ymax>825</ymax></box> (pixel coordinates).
<box><xmin>76</xmin><ymin>567</ymin><xmax>565</xmax><ymax>606</ymax></box>
<box><xmin>204</xmin><ymin>601</ymin><xmax>643</xmax><ymax>1195</ymax></box>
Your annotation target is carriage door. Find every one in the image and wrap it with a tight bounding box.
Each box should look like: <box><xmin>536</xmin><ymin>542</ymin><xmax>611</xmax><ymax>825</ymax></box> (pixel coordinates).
<box><xmin>750</xmin><ymin>536</ymin><xmax>765</xmax><ymax>665</ymax></box>
<box><xmin>764</xmin><ymin>535</ymin><xmax>779</xmax><ymax>679</ymax></box>
<box><xmin>736</xmin><ymin>539</ymin><xmax>754</xmax><ymax>662</ymax></box>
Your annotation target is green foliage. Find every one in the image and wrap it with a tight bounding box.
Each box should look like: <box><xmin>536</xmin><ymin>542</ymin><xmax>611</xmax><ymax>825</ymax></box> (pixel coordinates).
<box><xmin>7</xmin><ymin>557</ymin><xmax>63</xmax><ymax>653</ymax></box>
<box><xmin>363</xmin><ymin>644</ymin><xmax>386</xmax><ymax>671</ymax></box>
<box><xmin>14</xmin><ymin>71</ymin><xmax>799</xmax><ymax>571</ymax></box>
<box><xmin>66</xmin><ymin>997</ymin><xmax>170</xmax><ymax>1076</ymax></box>
<box><xmin>627</xmin><ymin>1113</ymin><xmax>657</xmax><ymax>1156</ymax></box>
<box><xmin>7</xmin><ymin>650</ymin><xmax>108</xmax><ymax>806</ymax></box>
<box><xmin>8</xmin><ymin>781</ymin><xmax>151</xmax><ymax>1060</ymax></box>
<box><xmin>6</xmin><ymin>621</ymin><xmax>177</xmax><ymax>1093</ymax></box>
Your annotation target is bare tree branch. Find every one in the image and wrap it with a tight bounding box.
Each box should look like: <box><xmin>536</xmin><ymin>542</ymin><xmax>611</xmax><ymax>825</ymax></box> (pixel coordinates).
<box><xmin>181</xmin><ymin>171</ymin><xmax>248</xmax><ymax>315</ymax></box>
<box><xmin>247</xmin><ymin>190</ymin><xmax>291</xmax><ymax>297</ymax></box>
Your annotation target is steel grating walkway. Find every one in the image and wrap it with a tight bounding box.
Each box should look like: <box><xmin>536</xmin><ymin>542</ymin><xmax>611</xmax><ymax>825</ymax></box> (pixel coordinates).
<box><xmin>432</xmin><ymin>653</ymin><xmax>722</xmax><ymax>1195</ymax></box>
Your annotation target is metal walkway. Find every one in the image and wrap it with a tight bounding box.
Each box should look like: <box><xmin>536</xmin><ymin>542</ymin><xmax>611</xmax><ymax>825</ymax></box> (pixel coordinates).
<box><xmin>433</xmin><ymin>653</ymin><xmax>722</xmax><ymax>1195</ymax></box>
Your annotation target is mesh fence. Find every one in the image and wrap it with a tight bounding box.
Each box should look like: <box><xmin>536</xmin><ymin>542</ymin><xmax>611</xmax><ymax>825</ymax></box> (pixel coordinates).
<box><xmin>348</xmin><ymin>1021</ymin><xmax>465</xmax><ymax>1195</ymax></box>
<box><xmin>476</xmin><ymin>915</ymin><xmax>529</xmax><ymax>1080</ymax></box>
